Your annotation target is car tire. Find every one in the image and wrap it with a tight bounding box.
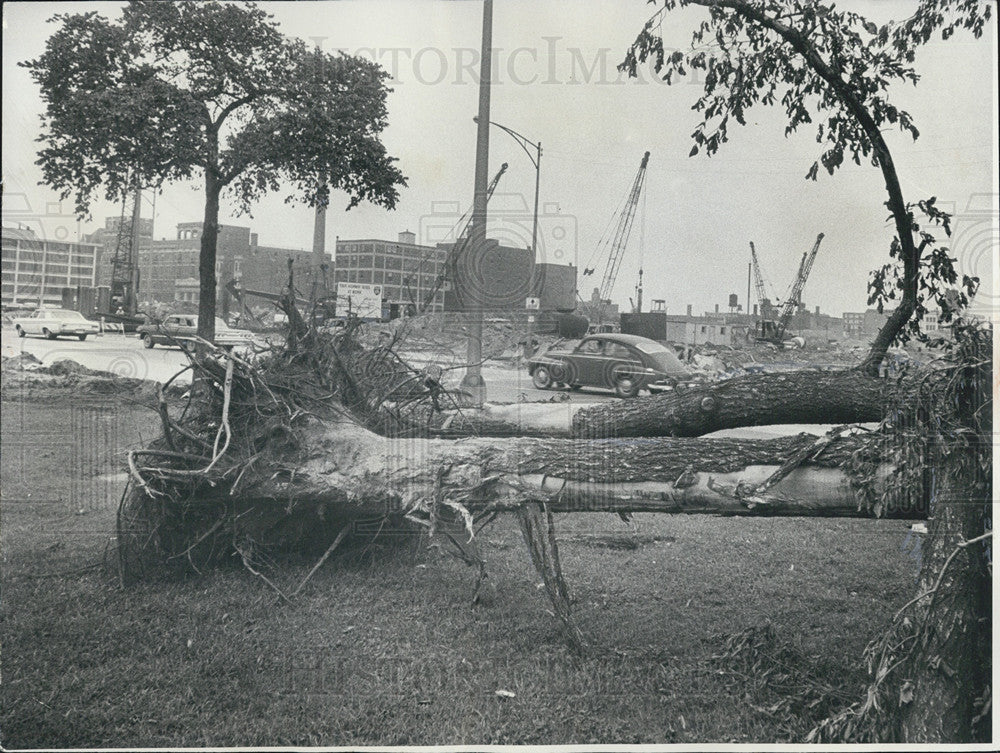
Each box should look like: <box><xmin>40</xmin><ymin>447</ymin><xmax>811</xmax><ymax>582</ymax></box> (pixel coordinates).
<box><xmin>78</xmin><ymin>334</ymin><xmax>87</xmax><ymax>341</ymax></box>
<box><xmin>16</xmin><ymin>326</ymin><xmax>25</xmax><ymax>338</ymax></box>
<box><xmin>42</xmin><ymin>328</ymin><xmax>56</xmax><ymax>340</ymax></box>
<box><xmin>614</xmin><ymin>375</ymin><xmax>640</xmax><ymax>399</ymax></box>
<box><xmin>142</xmin><ymin>334</ymin><xmax>154</xmax><ymax>349</ymax></box>
<box><xmin>532</xmin><ymin>366</ymin><xmax>553</xmax><ymax>390</ymax></box>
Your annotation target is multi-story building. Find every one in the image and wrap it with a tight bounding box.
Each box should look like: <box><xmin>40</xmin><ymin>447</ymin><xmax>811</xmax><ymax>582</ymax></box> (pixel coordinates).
<box><xmin>843</xmin><ymin>309</ymin><xmax>891</xmax><ymax>338</ymax></box>
<box><xmin>334</xmin><ymin>231</ymin><xmax>447</xmax><ymax>317</ymax></box>
<box><xmin>87</xmin><ymin>220</ymin><xmax>325</xmax><ymax>309</ymax></box>
<box><xmin>334</xmin><ymin>231</ymin><xmax>579</xmax><ymax>318</ymax></box>
<box><xmin>1</xmin><ymin>226</ymin><xmax>100</xmax><ymax>308</ymax></box>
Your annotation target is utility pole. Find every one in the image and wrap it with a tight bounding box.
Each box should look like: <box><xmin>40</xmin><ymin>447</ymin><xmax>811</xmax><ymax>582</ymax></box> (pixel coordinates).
<box><xmin>460</xmin><ymin>0</ymin><xmax>493</xmax><ymax>406</ymax></box>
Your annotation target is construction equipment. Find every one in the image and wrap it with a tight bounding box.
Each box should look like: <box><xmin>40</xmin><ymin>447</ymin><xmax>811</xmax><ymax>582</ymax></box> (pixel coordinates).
<box><xmin>750</xmin><ymin>233</ymin><xmax>825</xmax><ymax>344</ymax></box>
<box><xmin>423</xmin><ymin>161</ymin><xmax>508</xmax><ymax>312</ymax></box>
<box><xmin>107</xmin><ymin>187</ymin><xmax>142</xmax><ymax>314</ymax></box>
<box><xmin>582</xmin><ymin>151</ymin><xmax>650</xmax><ymax>322</ymax></box>
<box><xmin>98</xmin><ymin>185</ymin><xmax>145</xmax><ymax>330</ymax></box>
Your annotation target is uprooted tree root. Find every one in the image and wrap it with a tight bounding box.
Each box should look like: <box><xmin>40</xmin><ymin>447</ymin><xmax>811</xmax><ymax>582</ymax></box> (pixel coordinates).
<box><xmin>116</xmin><ymin>323</ymin><xmax>462</xmax><ymax>586</ymax></box>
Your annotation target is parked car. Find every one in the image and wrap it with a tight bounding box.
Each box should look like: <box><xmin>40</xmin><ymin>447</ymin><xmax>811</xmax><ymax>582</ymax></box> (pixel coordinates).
<box><xmin>13</xmin><ymin>309</ymin><xmax>100</xmax><ymax>341</ymax></box>
<box><xmin>527</xmin><ymin>333</ymin><xmax>692</xmax><ymax>398</ymax></box>
<box><xmin>138</xmin><ymin>315</ymin><xmax>251</xmax><ymax>349</ymax></box>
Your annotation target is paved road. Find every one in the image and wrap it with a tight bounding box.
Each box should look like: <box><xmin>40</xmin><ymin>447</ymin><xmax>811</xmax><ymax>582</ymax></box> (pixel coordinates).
<box><xmin>1</xmin><ymin>326</ymin><xmax>616</xmax><ymax>405</ymax></box>
<box><xmin>2</xmin><ymin>327</ymin><xmax>852</xmax><ymax>439</ymax></box>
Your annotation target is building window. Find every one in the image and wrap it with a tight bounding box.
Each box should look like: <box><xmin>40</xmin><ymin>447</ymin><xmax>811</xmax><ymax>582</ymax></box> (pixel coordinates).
<box><xmin>720</xmin><ymin>327</ymin><xmax>726</xmax><ymax>335</ymax></box>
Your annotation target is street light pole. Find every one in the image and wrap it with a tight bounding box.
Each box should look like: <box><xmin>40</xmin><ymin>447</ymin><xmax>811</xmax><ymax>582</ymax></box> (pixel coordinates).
<box><xmin>460</xmin><ymin>0</ymin><xmax>493</xmax><ymax>407</ymax></box>
<box><xmin>475</xmin><ymin>117</ymin><xmax>542</xmax><ymax>261</ymax></box>
<box><xmin>474</xmin><ymin>116</ymin><xmax>542</xmax><ymax>355</ymax></box>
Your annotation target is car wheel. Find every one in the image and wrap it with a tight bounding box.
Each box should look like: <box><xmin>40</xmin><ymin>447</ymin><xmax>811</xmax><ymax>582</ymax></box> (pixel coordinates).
<box><xmin>614</xmin><ymin>375</ymin><xmax>640</xmax><ymax>398</ymax></box>
<box><xmin>532</xmin><ymin>366</ymin><xmax>553</xmax><ymax>390</ymax></box>
<box><xmin>42</xmin><ymin>328</ymin><xmax>56</xmax><ymax>340</ymax></box>
<box><xmin>78</xmin><ymin>334</ymin><xmax>87</xmax><ymax>341</ymax></box>
<box><xmin>16</xmin><ymin>326</ymin><xmax>25</xmax><ymax>338</ymax></box>
<box><xmin>142</xmin><ymin>334</ymin><xmax>154</xmax><ymax>349</ymax></box>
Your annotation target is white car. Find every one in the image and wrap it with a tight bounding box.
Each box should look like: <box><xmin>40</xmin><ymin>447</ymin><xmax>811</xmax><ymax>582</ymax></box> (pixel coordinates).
<box><xmin>13</xmin><ymin>309</ymin><xmax>100</xmax><ymax>341</ymax></box>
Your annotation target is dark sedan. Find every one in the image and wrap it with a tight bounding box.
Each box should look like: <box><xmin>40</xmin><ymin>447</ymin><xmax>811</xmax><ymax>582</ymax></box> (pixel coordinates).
<box><xmin>527</xmin><ymin>333</ymin><xmax>692</xmax><ymax>398</ymax></box>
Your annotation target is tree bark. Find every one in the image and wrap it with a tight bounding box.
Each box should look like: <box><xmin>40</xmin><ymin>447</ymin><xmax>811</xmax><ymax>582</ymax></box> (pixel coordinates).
<box><xmin>421</xmin><ymin>370</ymin><xmax>885</xmax><ymax>439</ymax></box>
<box><xmin>191</xmin><ymin>423</ymin><xmax>912</xmax><ymax>520</ymax></box>
<box><xmin>899</xmin><ymin>456</ymin><xmax>991</xmax><ymax>742</ymax></box>
<box><xmin>198</xmin><ymin>135</ymin><xmax>221</xmax><ymax>344</ymax></box>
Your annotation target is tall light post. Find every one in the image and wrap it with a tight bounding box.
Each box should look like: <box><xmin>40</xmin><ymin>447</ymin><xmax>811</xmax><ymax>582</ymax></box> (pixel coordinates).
<box><xmin>459</xmin><ymin>0</ymin><xmax>493</xmax><ymax>406</ymax></box>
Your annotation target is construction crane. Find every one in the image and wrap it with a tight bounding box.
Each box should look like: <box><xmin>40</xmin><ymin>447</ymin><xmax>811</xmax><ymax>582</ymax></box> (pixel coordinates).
<box><xmin>422</xmin><ymin>161</ymin><xmax>508</xmax><ymax>312</ymax></box>
<box><xmin>751</xmin><ymin>233</ymin><xmax>825</xmax><ymax>343</ymax></box>
<box><xmin>583</xmin><ymin>152</ymin><xmax>650</xmax><ymax>316</ymax></box>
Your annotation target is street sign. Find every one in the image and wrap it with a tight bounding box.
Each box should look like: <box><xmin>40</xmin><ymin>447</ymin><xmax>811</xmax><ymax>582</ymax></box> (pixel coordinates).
<box><xmin>525</xmin><ymin>296</ymin><xmax>540</xmax><ymax>310</ymax></box>
<box><xmin>336</xmin><ymin>282</ymin><xmax>383</xmax><ymax>319</ymax></box>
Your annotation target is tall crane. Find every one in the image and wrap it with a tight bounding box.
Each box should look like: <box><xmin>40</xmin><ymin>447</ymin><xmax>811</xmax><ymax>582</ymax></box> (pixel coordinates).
<box><xmin>750</xmin><ymin>233</ymin><xmax>824</xmax><ymax>343</ymax></box>
<box><xmin>422</xmin><ymin>161</ymin><xmax>508</xmax><ymax>312</ymax></box>
<box><xmin>775</xmin><ymin>232</ymin><xmax>824</xmax><ymax>337</ymax></box>
<box><xmin>583</xmin><ymin>151</ymin><xmax>650</xmax><ymax>310</ymax></box>
<box><xmin>108</xmin><ymin>185</ymin><xmax>142</xmax><ymax>316</ymax></box>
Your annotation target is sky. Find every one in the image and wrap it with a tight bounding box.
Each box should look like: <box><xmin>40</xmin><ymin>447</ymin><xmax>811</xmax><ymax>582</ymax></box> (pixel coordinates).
<box><xmin>2</xmin><ymin>0</ymin><xmax>997</xmax><ymax>318</ymax></box>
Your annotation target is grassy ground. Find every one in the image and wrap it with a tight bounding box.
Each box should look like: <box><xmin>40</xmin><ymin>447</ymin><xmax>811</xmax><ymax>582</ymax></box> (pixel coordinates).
<box><xmin>0</xmin><ymin>394</ymin><xmax>920</xmax><ymax>747</ymax></box>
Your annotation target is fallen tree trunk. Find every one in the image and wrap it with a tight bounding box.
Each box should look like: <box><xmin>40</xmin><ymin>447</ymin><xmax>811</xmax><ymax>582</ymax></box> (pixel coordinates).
<box><xmin>413</xmin><ymin>369</ymin><xmax>886</xmax><ymax>439</ymax></box>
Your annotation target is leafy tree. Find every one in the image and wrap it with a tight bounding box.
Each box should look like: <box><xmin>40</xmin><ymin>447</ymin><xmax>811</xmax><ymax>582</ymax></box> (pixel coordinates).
<box><xmin>620</xmin><ymin>0</ymin><xmax>991</xmax><ymax>374</ymax></box>
<box><xmin>23</xmin><ymin>0</ymin><xmax>406</xmax><ymax>342</ymax></box>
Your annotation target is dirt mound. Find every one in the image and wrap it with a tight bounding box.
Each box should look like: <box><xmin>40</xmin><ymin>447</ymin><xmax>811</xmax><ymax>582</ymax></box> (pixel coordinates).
<box><xmin>1</xmin><ymin>357</ymin><xmax>186</xmax><ymax>404</ymax></box>
<box><xmin>1</xmin><ymin>352</ymin><xmax>43</xmax><ymax>370</ymax></box>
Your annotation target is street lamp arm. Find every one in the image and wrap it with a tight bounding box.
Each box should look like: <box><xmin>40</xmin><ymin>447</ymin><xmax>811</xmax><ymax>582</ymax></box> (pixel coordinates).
<box><xmin>474</xmin><ymin>116</ymin><xmax>540</xmax><ymax>167</ymax></box>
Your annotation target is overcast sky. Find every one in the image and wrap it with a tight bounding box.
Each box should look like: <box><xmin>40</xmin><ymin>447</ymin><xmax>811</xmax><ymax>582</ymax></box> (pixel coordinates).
<box><xmin>2</xmin><ymin>1</ymin><xmax>996</xmax><ymax>317</ymax></box>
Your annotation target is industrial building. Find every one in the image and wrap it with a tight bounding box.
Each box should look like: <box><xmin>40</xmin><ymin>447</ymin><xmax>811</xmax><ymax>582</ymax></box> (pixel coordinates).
<box><xmin>334</xmin><ymin>231</ymin><xmax>447</xmax><ymax>316</ymax></box>
<box><xmin>334</xmin><ymin>231</ymin><xmax>578</xmax><ymax>317</ymax></box>
<box><xmin>1</xmin><ymin>226</ymin><xmax>100</xmax><ymax>309</ymax></box>
<box><xmin>86</xmin><ymin>219</ymin><xmax>325</xmax><ymax>308</ymax></box>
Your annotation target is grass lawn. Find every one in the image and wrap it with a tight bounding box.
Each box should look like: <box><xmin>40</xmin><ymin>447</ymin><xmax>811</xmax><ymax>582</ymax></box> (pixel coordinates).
<box><xmin>0</xmin><ymin>394</ymin><xmax>920</xmax><ymax>747</ymax></box>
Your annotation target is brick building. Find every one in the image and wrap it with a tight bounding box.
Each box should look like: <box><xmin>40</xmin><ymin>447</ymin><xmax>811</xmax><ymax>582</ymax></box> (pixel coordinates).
<box><xmin>86</xmin><ymin>220</ymin><xmax>324</xmax><ymax>309</ymax></box>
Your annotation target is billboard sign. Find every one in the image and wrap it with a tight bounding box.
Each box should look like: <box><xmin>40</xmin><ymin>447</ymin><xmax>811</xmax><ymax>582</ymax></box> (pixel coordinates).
<box><xmin>335</xmin><ymin>282</ymin><xmax>383</xmax><ymax>319</ymax></box>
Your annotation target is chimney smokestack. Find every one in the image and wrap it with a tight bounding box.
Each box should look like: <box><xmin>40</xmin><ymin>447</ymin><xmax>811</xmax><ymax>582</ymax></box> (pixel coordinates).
<box><xmin>686</xmin><ymin>304</ymin><xmax>692</xmax><ymax>317</ymax></box>
<box><xmin>714</xmin><ymin>303</ymin><xmax>719</xmax><ymax>314</ymax></box>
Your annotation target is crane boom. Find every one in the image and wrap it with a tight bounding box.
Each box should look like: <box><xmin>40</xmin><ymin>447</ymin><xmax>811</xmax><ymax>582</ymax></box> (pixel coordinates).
<box><xmin>749</xmin><ymin>241</ymin><xmax>768</xmax><ymax>311</ymax></box>
<box><xmin>587</xmin><ymin>151</ymin><xmax>650</xmax><ymax>304</ymax></box>
<box><xmin>423</xmin><ymin>162</ymin><xmax>508</xmax><ymax>312</ymax></box>
<box><xmin>774</xmin><ymin>233</ymin><xmax>824</xmax><ymax>339</ymax></box>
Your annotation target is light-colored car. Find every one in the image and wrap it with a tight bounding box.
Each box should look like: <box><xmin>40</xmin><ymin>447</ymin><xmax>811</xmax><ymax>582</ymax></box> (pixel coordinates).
<box><xmin>137</xmin><ymin>315</ymin><xmax>251</xmax><ymax>349</ymax></box>
<box><xmin>13</xmin><ymin>309</ymin><xmax>100</xmax><ymax>341</ymax></box>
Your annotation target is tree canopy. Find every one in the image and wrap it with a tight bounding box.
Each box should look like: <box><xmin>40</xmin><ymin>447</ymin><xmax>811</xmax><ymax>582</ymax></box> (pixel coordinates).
<box><xmin>621</xmin><ymin>0</ymin><xmax>991</xmax><ymax>371</ymax></box>
<box><xmin>23</xmin><ymin>0</ymin><xmax>407</xmax><ymax>339</ymax></box>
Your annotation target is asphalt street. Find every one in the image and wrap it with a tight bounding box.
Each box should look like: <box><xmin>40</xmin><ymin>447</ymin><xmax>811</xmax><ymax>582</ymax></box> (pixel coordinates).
<box><xmin>0</xmin><ymin>326</ymin><xmax>617</xmax><ymax>405</ymax></box>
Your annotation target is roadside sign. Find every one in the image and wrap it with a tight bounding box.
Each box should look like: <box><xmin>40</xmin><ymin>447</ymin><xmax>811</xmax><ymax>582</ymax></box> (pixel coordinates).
<box><xmin>525</xmin><ymin>296</ymin><xmax>540</xmax><ymax>310</ymax></box>
<box><xmin>335</xmin><ymin>282</ymin><xmax>383</xmax><ymax>319</ymax></box>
